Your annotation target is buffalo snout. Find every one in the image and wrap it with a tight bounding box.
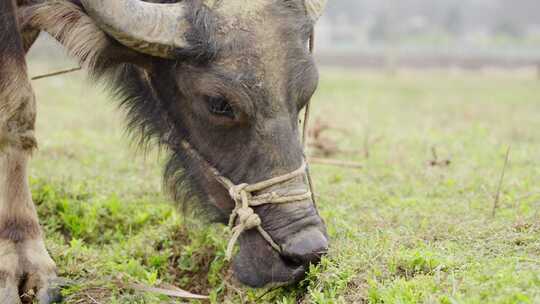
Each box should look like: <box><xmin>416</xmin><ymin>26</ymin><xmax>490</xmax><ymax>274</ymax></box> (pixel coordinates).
<box><xmin>281</xmin><ymin>226</ymin><xmax>328</xmax><ymax>266</ymax></box>
<box><xmin>232</xmin><ymin>194</ymin><xmax>328</xmax><ymax>287</ymax></box>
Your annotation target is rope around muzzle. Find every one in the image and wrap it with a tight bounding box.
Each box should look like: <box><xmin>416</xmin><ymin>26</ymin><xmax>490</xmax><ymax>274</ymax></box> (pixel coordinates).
<box><xmin>216</xmin><ymin>162</ymin><xmax>311</xmax><ymax>260</ymax></box>
<box><xmin>180</xmin><ymin>140</ymin><xmax>311</xmax><ymax>260</ymax></box>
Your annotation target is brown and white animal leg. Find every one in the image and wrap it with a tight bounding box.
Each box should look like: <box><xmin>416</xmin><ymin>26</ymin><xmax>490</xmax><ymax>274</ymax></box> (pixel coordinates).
<box><xmin>0</xmin><ymin>1</ymin><xmax>59</xmax><ymax>303</ymax></box>
<box><xmin>0</xmin><ymin>152</ymin><xmax>59</xmax><ymax>304</ymax></box>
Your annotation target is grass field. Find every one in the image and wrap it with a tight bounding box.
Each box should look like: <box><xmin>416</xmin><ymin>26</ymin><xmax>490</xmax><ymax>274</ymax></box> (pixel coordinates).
<box><xmin>26</xmin><ymin>60</ymin><xmax>540</xmax><ymax>303</ymax></box>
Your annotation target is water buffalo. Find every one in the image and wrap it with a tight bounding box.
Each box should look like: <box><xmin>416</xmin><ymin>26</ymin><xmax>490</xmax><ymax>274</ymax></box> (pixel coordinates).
<box><xmin>0</xmin><ymin>0</ymin><xmax>328</xmax><ymax>302</ymax></box>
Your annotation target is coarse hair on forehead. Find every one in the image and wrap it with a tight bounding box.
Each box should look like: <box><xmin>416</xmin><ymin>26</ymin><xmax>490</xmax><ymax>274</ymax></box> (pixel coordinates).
<box><xmin>173</xmin><ymin>0</ymin><xmax>313</xmax><ymax>66</ymax></box>
<box><xmin>173</xmin><ymin>1</ymin><xmax>220</xmax><ymax>65</ymax></box>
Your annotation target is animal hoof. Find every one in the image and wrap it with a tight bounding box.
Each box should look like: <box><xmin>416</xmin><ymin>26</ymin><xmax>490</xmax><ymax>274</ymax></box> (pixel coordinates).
<box><xmin>20</xmin><ymin>274</ymin><xmax>63</xmax><ymax>304</ymax></box>
<box><xmin>0</xmin><ymin>239</ymin><xmax>61</xmax><ymax>303</ymax></box>
<box><xmin>37</xmin><ymin>284</ymin><xmax>63</xmax><ymax>304</ymax></box>
<box><xmin>35</xmin><ymin>277</ymin><xmax>64</xmax><ymax>304</ymax></box>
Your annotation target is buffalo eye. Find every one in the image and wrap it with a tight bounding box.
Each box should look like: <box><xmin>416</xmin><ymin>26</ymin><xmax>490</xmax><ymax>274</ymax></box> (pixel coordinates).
<box><xmin>205</xmin><ymin>95</ymin><xmax>235</xmax><ymax>119</ymax></box>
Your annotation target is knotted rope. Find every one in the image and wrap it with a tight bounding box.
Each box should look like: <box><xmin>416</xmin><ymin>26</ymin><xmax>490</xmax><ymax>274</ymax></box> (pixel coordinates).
<box><xmin>215</xmin><ymin>163</ymin><xmax>311</xmax><ymax>260</ymax></box>
<box><xmin>180</xmin><ymin>140</ymin><xmax>311</xmax><ymax>260</ymax></box>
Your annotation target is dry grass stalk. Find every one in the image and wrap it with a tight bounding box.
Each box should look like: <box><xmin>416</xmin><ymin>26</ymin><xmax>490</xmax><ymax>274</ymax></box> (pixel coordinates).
<box><xmin>32</xmin><ymin>66</ymin><xmax>82</xmax><ymax>80</ymax></box>
<box><xmin>492</xmin><ymin>146</ymin><xmax>511</xmax><ymax>217</ymax></box>
<box><xmin>86</xmin><ymin>294</ymin><xmax>101</xmax><ymax>304</ymax></box>
<box><xmin>429</xmin><ymin>146</ymin><xmax>451</xmax><ymax>167</ymax></box>
<box><xmin>363</xmin><ymin>125</ymin><xmax>370</xmax><ymax>159</ymax></box>
<box><xmin>129</xmin><ymin>283</ymin><xmax>209</xmax><ymax>300</ymax></box>
<box><xmin>309</xmin><ymin>157</ymin><xmax>362</xmax><ymax>169</ymax></box>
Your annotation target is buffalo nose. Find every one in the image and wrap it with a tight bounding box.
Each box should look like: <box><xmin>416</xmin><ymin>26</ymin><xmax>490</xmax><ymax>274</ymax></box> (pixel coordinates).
<box><xmin>281</xmin><ymin>227</ymin><xmax>328</xmax><ymax>266</ymax></box>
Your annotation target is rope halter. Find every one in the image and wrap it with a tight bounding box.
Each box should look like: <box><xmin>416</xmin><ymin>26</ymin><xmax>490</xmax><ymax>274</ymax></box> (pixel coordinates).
<box><xmin>214</xmin><ymin>162</ymin><xmax>312</xmax><ymax>260</ymax></box>
<box><xmin>179</xmin><ymin>140</ymin><xmax>313</xmax><ymax>260</ymax></box>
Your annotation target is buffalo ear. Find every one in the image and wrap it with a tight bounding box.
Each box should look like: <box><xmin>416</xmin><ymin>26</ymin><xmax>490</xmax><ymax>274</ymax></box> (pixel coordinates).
<box><xmin>303</xmin><ymin>0</ymin><xmax>327</xmax><ymax>23</ymax></box>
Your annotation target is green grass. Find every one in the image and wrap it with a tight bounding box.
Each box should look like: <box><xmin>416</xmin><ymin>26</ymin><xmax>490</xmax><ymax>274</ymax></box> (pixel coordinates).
<box><xmin>27</xmin><ymin>62</ymin><xmax>540</xmax><ymax>303</ymax></box>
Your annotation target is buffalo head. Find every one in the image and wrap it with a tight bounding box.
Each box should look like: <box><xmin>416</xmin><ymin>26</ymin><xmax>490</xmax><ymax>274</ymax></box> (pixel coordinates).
<box><xmin>78</xmin><ymin>0</ymin><xmax>329</xmax><ymax>287</ymax></box>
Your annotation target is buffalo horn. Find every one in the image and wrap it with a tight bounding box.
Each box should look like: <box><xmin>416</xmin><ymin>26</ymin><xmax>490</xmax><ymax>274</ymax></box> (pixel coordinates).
<box><xmin>80</xmin><ymin>0</ymin><xmax>191</xmax><ymax>58</ymax></box>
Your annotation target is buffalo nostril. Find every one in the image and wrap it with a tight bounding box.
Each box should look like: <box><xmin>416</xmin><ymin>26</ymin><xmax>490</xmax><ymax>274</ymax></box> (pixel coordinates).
<box><xmin>281</xmin><ymin>228</ymin><xmax>328</xmax><ymax>266</ymax></box>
